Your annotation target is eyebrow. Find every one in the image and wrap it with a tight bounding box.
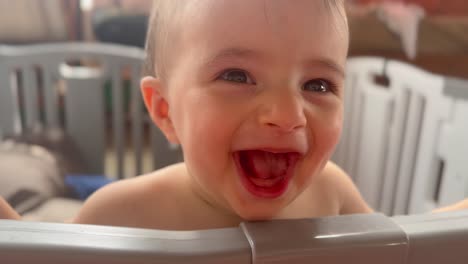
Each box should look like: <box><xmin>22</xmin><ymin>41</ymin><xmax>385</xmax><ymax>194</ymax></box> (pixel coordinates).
<box><xmin>203</xmin><ymin>47</ymin><xmax>263</xmax><ymax>68</ymax></box>
<box><xmin>203</xmin><ymin>47</ymin><xmax>345</xmax><ymax>78</ymax></box>
<box><xmin>304</xmin><ymin>58</ymin><xmax>346</xmax><ymax>78</ymax></box>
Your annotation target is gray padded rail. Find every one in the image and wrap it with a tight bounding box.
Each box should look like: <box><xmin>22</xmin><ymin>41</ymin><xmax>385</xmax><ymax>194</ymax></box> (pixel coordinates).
<box><xmin>1</xmin><ymin>211</ymin><xmax>467</xmax><ymax>264</ymax></box>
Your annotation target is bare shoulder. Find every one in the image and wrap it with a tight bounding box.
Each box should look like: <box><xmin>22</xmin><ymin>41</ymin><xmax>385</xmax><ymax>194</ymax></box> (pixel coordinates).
<box><xmin>72</xmin><ymin>163</ymin><xmax>186</xmax><ymax>228</ymax></box>
<box><xmin>319</xmin><ymin>161</ymin><xmax>373</xmax><ymax>214</ymax></box>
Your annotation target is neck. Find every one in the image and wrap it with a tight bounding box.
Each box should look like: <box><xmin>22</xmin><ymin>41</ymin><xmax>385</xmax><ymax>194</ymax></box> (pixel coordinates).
<box><xmin>185</xmin><ymin>173</ymin><xmax>244</xmax><ymax>228</ymax></box>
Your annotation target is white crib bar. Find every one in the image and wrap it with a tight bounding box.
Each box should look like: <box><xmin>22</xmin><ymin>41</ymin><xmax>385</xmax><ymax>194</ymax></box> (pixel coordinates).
<box><xmin>386</xmin><ymin>61</ymin><xmax>454</xmax><ymax>215</ymax></box>
<box><xmin>39</xmin><ymin>63</ymin><xmax>59</xmax><ymax>129</ymax></box>
<box><xmin>392</xmin><ymin>91</ymin><xmax>427</xmax><ymax>215</ymax></box>
<box><xmin>63</xmin><ymin>66</ymin><xmax>106</xmax><ymax>174</ymax></box>
<box><xmin>131</xmin><ymin>65</ymin><xmax>144</xmax><ymax>176</ymax></box>
<box><xmin>333</xmin><ymin>57</ymin><xmax>385</xmax><ymax>180</ymax></box>
<box><xmin>436</xmin><ymin>78</ymin><xmax>468</xmax><ymax>208</ymax></box>
<box><xmin>0</xmin><ymin>66</ymin><xmax>16</xmax><ymax>136</ymax></box>
<box><xmin>379</xmin><ymin>88</ymin><xmax>410</xmax><ymax>215</ymax></box>
<box><xmin>21</xmin><ymin>66</ymin><xmax>40</xmax><ymax>130</ymax></box>
<box><xmin>111</xmin><ymin>63</ymin><xmax>126</xmax><ymax>179</ymax></box>
<box><xmin>354</xmin><ymin>86</ymin><xmax>394</xmax><ymax>210</ymax></box>
<box><xmin>1</xmin><ymin>211</ymin><xmax>467</xmax><ymax>263</ymax></box>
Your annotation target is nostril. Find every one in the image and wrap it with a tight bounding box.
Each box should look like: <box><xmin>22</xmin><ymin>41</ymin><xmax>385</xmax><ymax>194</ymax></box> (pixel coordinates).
<box><xmin>266</xmin><ymin>122</ymin><xmax>278</xmax><ymax>127</ymax></box>
<box><xmin>259</xmin><ymin>105</ymin><xmax>307</xmax><ymax>132</ymax></box>
<box><xmin>265</xmin><ymin>121</ymin><xmax>304</xmax><ymax>133</ymax></box>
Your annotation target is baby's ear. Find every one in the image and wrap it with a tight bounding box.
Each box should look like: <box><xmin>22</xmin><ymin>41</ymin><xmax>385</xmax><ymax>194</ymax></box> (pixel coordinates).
<box><xmin>140</xmin><ymin>76</ymin><xmax>179</xmax><ymax>144</ymax></box>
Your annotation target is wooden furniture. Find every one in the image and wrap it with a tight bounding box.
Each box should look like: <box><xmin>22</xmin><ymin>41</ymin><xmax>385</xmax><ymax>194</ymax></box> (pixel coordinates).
<box><xmin>348</xmin><ymin>12</ymin><xmax>468</xmax><ymax>79</ymax></box>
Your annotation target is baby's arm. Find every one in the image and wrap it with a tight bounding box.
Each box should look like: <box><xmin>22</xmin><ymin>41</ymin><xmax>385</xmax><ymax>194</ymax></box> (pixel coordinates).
<box><xmin>0</xmin><ymin>180</ymin><xmax>147</xmax><ymax>224</ymax></box>
<box><xmin>0</xmin><ymin>197</ymin><xmax>21</xmax><ymax>220</ymax></box>
<box><xmin>432</xmin><ymin>198</ymin><xmax>468</xmax><ymax>213</ymax></box>
<box><xmin>325</xmin><ymin>162</ymin><xmax>468</xmax><ymax>215</ymax></box>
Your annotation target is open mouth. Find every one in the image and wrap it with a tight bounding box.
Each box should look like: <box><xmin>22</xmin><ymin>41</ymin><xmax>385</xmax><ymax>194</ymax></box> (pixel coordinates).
<box><xmin>233</xmin><ymin>150</ymin><xmax>301</xmax><ymax>199</ymax></box>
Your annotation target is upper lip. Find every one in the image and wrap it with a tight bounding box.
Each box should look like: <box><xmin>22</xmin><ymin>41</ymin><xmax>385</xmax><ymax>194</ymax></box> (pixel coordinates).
<box><xmin>236</xmin><ymin>147</ymin><xmax>306</xmax><ymax>156</ymax></box>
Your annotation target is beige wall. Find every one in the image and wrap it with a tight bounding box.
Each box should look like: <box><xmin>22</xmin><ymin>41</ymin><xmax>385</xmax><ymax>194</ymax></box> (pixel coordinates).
<box><xmin>0</xmin><ymin>0</ymin><xmax>70</xmax><ymax>42</ymax></box>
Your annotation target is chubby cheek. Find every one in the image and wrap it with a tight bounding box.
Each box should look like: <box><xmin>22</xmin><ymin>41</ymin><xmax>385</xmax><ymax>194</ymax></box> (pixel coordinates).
<box><xmin>172</xmin><ymin>92</ymin><xmax>244</xmax><ymax>185</ymax></box>
<box><xmin>318</xmin><ymin>109</ymin><xmax>343</xmax><ymax>156</ymax></box>
<box><xmin>297</xmin><ymin>104</ymin><xmax>343</xmax><ymax>184</ymax></box>
<box><xmin>311</xmin><ymin>100</ymin><xmax>343</xmax><ymax>153</ymax></box>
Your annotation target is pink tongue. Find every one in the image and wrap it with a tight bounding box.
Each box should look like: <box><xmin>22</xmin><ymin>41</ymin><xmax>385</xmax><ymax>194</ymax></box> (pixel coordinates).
<box><xmin>245</xmin><ymin>151</ymin><xmax>289</xmax><ymax>179</ymax></box>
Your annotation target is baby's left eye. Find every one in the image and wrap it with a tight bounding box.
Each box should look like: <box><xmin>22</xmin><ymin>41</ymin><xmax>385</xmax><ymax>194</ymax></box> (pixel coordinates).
<box><xmin>302</xmin><ymin>79</ymin><xmax>333</xmax><ymax>93</ymax></box>
<box><xmin>218</xmin><ymin>69</ymin><xmax>255</xmax><ymax>85</ymax></box>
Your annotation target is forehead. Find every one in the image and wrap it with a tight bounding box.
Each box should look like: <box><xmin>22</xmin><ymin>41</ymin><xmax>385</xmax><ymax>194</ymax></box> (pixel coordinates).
<box><xmin>177</xmin><ymin>0</ymin><xmax>348</xmax><ymax>68</ymax></box>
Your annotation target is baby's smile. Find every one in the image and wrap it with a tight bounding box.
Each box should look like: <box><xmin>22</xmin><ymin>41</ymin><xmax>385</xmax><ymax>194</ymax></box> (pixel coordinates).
<box><xmin>233</xmin><ymin>150</ymin><xmax>302</xmax><ymax>199</ymax></box>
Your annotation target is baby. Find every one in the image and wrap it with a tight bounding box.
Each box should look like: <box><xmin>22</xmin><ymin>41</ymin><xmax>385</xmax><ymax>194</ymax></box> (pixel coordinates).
<box><xmin>1</xmin><ymin>0</ymin><xmax>466</xmax><ymax>230</ymax></box>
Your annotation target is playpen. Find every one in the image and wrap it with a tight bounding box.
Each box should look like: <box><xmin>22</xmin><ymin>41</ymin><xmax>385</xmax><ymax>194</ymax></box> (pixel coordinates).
<box><xmin>0</xmin><ymin>43</ymin><xmax>467</xmax><ymax>263</ymax></box>
<box><xmin>333</xmin><ymin>57</ymin><xmax>468</xmax><ymax>215</ymax></box>
<box><xmin>0</xmin><ymin>43</ymin><xmax>182</xmax><ymax>180</ymax></box>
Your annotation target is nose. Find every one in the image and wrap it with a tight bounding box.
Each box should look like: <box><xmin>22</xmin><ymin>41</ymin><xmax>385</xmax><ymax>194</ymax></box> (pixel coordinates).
<box><xmin>258</xmin><ymin>90</ymin><xmax>307</xmax><ymax>133</ymax></box>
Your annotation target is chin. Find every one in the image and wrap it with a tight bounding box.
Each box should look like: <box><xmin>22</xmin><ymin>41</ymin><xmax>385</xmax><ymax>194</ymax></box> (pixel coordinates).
<box><xmin>233</xmin><ymin>204</ymin><xmax>283</xmax><ymax>222</ymax></box>
<box><xmin>239</xmin><ymin>213</ymin><xmax>275</xmax><ymax>222</ymax></box>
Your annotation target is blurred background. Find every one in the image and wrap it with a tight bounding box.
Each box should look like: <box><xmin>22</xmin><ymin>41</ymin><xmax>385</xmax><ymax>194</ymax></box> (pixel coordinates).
<box><xmin>0</xmin><ymin>0</ymin><xmax>467</xmax><ymax>223</ymax></box>
<box><xmin>349</xmin><ymin>0</ymin><xmax>468</xmax><ymax>79</ymax></box>
<box><xmin>0</xmin><ymin>0</ymin><xmax>151</xmax><ymax>46</ymax></box>
<box><xmin>1</xmin><ymin>0</ymin><xmax>467</xmax><ymax>77</ymax></box>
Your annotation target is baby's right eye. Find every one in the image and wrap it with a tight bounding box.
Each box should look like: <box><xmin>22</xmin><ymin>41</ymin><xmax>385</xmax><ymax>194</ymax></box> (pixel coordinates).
<box><xmin>219</xmin><ymin>69</ymin><xmax>255</xmax><ymax>85</ymax></box>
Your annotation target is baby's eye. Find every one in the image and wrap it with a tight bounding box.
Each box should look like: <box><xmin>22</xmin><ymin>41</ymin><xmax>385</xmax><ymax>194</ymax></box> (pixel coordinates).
<box><xmin>302</xmin><ymin>79</ymin><xmax>334</xmax><ymax>93</ymax></box>
<box><xmin>219</xmin><ymin>69</ymin><xmax>255</xmax><ymax>84</ymax></box>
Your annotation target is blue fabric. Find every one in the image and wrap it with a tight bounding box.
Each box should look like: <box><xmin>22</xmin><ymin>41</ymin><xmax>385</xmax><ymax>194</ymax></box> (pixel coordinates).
<box><xmin>65</xmin><ymin>175</ymin><xmax>115</xmax><ymax>200</ymax></box>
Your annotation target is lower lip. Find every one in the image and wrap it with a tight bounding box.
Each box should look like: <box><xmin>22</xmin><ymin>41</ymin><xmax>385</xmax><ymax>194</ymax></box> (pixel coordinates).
<box><xmin>233</xmin><ymin>153</ymin><xmax>294</xmax><ymax>199</ymax></box>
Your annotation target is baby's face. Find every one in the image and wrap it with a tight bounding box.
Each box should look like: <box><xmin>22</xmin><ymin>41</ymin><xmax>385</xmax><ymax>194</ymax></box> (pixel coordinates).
<box><xmin>164</xmin><ymin>0</ymin><xmax>348</xmax><ymax>220</ymax></box>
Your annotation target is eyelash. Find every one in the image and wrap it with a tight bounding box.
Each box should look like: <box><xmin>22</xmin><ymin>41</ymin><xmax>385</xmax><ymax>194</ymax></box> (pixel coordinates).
<box><xmin>301</xmin><ymin>79</ymin><xmax>337</xmax><ymax>94</ymax></box>
<box><xmin>217</xmin><ymin>69</ymin><xmax>337</xmax><ymax>94</ymax></box>
<box><xmin>218</xmin><ymin>69</ymin><xmax>256</xmax><ymax>85</ymax></box>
